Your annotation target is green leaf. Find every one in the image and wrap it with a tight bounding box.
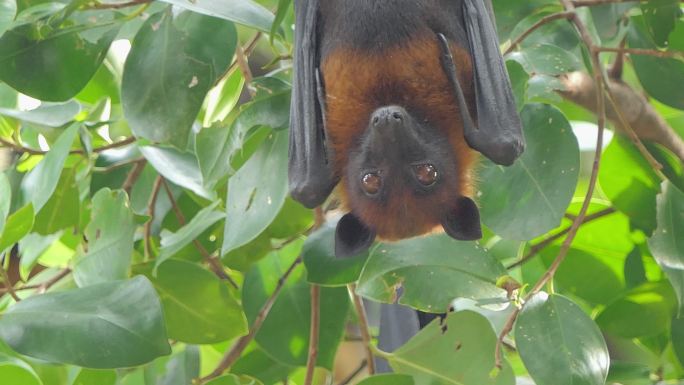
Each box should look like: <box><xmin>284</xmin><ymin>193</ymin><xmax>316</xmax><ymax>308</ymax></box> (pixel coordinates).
<box><xmin>0</xmin><ymin>353</ymin><xmax>41</xmax><ymax>385</ymax></box>
<box><xmin>206</xmin><ymin>374</ymin><xmax>264</xmax><ymax>385</ymax></box>
<box><xmin>0</xmin><ymin>0</ymin><xmax>16</xmax><ymax>37</ymax></box>
<box><xmin>599</xmin><ymin>135</ymin><xmax>660</xmax><ymax>233</ymax></box>
<box><xmin>479</xmin><ymin>104</ymin><xmax>580</xmax><ymax>240</ymax></box>
<box><xmin>0</xmin><ymin>276</ymin><xmax>171</xmax><ymax>368</ymax></box>
<box><xmin>516</xmin><ymin>293</ymin><xmax>609</xmax><ymax>385</ymax></box>
<box><xmin>0</xmin><ymin>101</ymin><xmax>80</xmax><ymax>128</ymax></box>
<box><xmin>386</xmin><ymin>311</ymin><xmax>515</xmax><ymax>385</ymax></box>
<box><xmin>506</xmin><ymin>60</ymin><xmax>529</xmax><ymax>111</ymax></box>
<box><xmin>145</xmin><ymin>259</ymin><xmax>247</xmax><ymax>344</ymax></box>
<box><xmin>157</xmin><ymin>0</ymin><xmax>273</xmax><ymax>32</ymax></box>
<box><xmin>157</xmin><ymin>201</ymin><xmax>225</xmax><ymax>268</ymax></box>
<box><xmin>596</xmin><ymin>281</ymin><xmax>676</xmax><ymax>338</ymax></box>
<box><xmin>139</xmin><ymin>145</ymin><xmax>216</xmax><ymax>200</ymax></box>
<box><xmin>648</xmin><ymin>182</ymin><xmax>684</xmax><ymax>312</ymax></box>
<box><xmin>21</xmin><ymin>122</ymin><xmax>79</xmax><ymax>213</ymax></box>
<box><xmin>202</xmin><ymin>68</ymin><xmax>244</xmax><ymax>127</ymax></box>
<box><xmin>122</xmin><ymin>10</ymin><xmax>237</xmax><ymax>149</ymax></box>
<box><xmin>196</xmin><ymin>89</ymin><xmax>290</xmax><ymax>189</ymax></box>
<box><xmin>0</xmin><ymin>172</ymin><xmax>10</xmax><ymax>235</ymax></box>
<box><xmin>356</xmin><ymin>375</ymin><xmax>414</xmax><ymax>385</ymax></box>
<box><xmin>508</xmin><ymin>43</ymin><xmax>582</xmax><ymax>76</ymax></box>
<box><xmin>32</xmin><ymin>167</ymin><xmax>79</xmax><ymax>235</ymax></box>
<box><xmin>231</xmin><ymin>346</ymin><xmax>292</xmax><ymax>384</ymax></box>
<box><xmin>153</xmin><ymin>345</ymin><xmax>199</xmax><ymax>385</ymax></box>
<box><xmin>303</xmin><ymin>221</ymin><xmax>368</xmax><ymax>286</ymax></box>
<box><xmin>222</xmin><ymin>129</ymin><xmax>288</xmax><ymax>254</ymax></box>
<box><xmin>672</xmin><ymin>316</ymin><xmax>684</xmax><ymax>366</ymax></box>
<box><xmin>356</xmin><ymin>234</ymin><xmax>507</xmax><ymax>312</ymax></box>
<box><xmin>242</xmin><ymin>246</ymin><xmax>349</xmax><ymax>369</ymax></box>
<box><xmin>71</xmin><ymin>368</ymin><xmax>117</xmax><ymax>385</ymax></box>
<box><xmin>0</xmin><ymin>203</ymin><xmax>33</xmax><ymax>253</ymax></box>
<box><xmin>73</xmin><ymin>189</ymin><xmax>135</xmax><ymax>287</ymax></box>
<box><xmin>628</xmin><ymin>17</ymin><xmax>684</xmax><ymax>110</ymax></box>
<box><xmin>641</xmin><ymin>0</ymin><xmax>681</xmax><ymax>46</ymax></box>
<box><xmin>267</xmin><ymin>197</ymin><xmax>313</xmax><ymax>239</ymax></box>
<box><xmin>0</xmin><ymin>21</ymin><xmax>118</xmax><ymax>101</ymax></box>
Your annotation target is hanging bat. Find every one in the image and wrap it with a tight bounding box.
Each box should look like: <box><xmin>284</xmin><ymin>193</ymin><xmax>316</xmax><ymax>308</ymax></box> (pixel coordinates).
<box><xmin>288</xmin><ymin>0</ymin><xmax>525</xmax><ymax>258</ymax></box>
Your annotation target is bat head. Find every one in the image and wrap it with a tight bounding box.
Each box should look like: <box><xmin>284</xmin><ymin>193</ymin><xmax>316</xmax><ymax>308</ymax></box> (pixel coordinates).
<box><xmin>335</xmin><ymin>105</ymin><xmax>482</xmax><ymax>258</ymax></box>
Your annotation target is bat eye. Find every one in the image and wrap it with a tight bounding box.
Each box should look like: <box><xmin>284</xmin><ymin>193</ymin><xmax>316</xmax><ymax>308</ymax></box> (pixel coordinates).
<box><xmin>361</xmin><ymin>173</ymin><xmax>382</xmax><ymax>195</ymax></box>
<box><xmin>413</xmin><ymin>164</ymin><xmax>438</xmax><ymax>186</ymax></box>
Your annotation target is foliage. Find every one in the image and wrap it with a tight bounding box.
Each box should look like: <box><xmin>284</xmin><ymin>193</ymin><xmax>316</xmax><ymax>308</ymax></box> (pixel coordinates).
<box><xmin>0</xmin><ymin>0</ymin><xmax>683</xmax><ymax>384</ymax></box>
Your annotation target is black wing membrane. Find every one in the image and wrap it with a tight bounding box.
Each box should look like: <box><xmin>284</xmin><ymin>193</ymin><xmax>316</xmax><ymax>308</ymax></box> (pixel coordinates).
<box><xmin>440</xmin><ymin>0</ymin><xmax>525</xmax><ymax>166</ymax></box>
<box><xmin>288</xmin><ymin>0</ymin><xmax>336</xmax><ymax>208</ymax></box>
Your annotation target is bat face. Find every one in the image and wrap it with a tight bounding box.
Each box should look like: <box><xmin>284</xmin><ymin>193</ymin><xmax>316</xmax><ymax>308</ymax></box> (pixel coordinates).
<box><xmin>335</xmin><ymin>105</ymin><xmax>483</xmax><ymax>257</ymax></box>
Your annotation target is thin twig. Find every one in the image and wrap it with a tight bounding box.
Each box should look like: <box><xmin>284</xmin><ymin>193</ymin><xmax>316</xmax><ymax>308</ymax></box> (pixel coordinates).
<box><xmin>235</xmin><ymin>45</ymin><xmax>256</xmax><ymax>97</ymax></box>
<box><xmin>88</xmin><ymin>0</ymin><xmax>151</xmax><ymax>9</ymax></box>
<box><xmin>495</xmin><ymin>0</ymin><xmax>608</xmax><ymax>369</ymax></box>
<box><xmin>337</xmin><ymin>359</ymin><xmax>369</xmax><ymax>385</ymax></box>
<box><xmin>597</xmin><ymin>46</ymin><xmax>684</xmax><ymax>60</ymax></box>
<box><xmin>144</xmin><ymin>177</ymin><xmax>164</xmax><ymax>261</ymax></box>
<box><xmin>348</xmin><ymin>284</ymin><xmax>375</xmax><ymax>374</ymax></box>
<box><xmin>504</xmin><ymin>12</ymin><xmax>574</xmax><ymax>55</ymax></box>
<box><xmin>304</xmin><ymin>284</ymin><xmax>321</xmax><ymax>385</ymax></box>
<box><xmin>0</xmin><ymin>259</ymin><xmax>20</xmax><ymax>301</ymax></box>
<box><xmin>0</xmin><ymin>136</ymin><xmax>136</xmax><ymax>155</ymax></box>
<box><xmin>198</xmin><ymin>257</ymin><xmax>303</xmax><ymax>383</ymax></box>
<box><xmin>160</xmin><ymin>180</ymin><xmax>238</xmax><ymax>288</ymax></box>
<box><xmin>0</xmin><ymin>268</ymin><xmax>71</xmax><ymax>295</ymax></box>
<box><xmin>507</xmin><ymin>207</ymin><xmax>616</xmax><ymax>270</ymax></box>
<box><xmin>122</xmin><ymin>159</ymin><xmax>148</xmax><ymax>194</ymax></box>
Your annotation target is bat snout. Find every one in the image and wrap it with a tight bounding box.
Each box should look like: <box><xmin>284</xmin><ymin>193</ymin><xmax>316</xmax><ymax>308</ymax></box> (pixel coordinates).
<box><xmin>370</xmin><ymin>105</ymin><xmax>407</xmax><ymax>128</ymax></box>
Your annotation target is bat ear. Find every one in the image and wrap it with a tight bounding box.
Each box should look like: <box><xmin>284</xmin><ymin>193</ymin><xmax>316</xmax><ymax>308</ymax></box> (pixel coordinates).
<box><xmin>335</xmin><ymin>213</ymin><xmax>376</xmax><ymax>258</ymax></box>
<box><xmin>441</xmin><ymin>197</ymin><xmax>482</xmax><ymax>241</ymax></box>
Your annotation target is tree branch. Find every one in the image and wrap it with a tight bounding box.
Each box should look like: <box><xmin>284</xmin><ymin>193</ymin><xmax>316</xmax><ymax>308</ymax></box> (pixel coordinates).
<box><xmin>348</xmin><ymin>284</ymin><xmax>375</xmax><ymax>374</ymax></box>
<box><xmin>198</xmin><ymin>257</ymin><xmax>303</xmax><ymax>383</ymax></box>
<box><xmin>304</xmin><ymin>284</ymin><xmax>321</xmax><ymax>385</ymax></box>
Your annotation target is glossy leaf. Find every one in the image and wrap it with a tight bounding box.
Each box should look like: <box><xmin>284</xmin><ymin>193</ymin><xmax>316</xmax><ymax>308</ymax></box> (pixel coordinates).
<box><xmin>122</xmin><ymin>10</ymin><xmax>237</xmax><ymax>149</ymax></box>
<box><xmin>74</xmin><ymin>189</ymin><xmax>135</xmax><ymax>287</ymax></box>
<box><xmin>145</xmin><ymin>259</ymin><xmax>247</xmax><ymax>344</ymax></box>
<box><xmin>649</xmin><ymin>182</ymin><xmax>684</xmax><ymax>311</ymax></box>
<box><xmin>508</xmin><ymin>43</ymin><xmax>581</xmax><ymax>76</ymax></box>
<box><xmin>242</xmin><ymin>246</ymin><xmax>349</xmax><ymax>369</ymax></box>
<box><xmin>0</xmin><ymin>0</ymin><xmax>15</xmax><ymax>37</ymax></box>
<box><xmin>72</xmin><ymin>368</ymin><xmax>117</xmax><ymax>385</ymax></box>
<box><xmin>356</xmin><ymin>234</ymin><xmax>507</xmax><ymax>312</ymax></box>
<box><xmin>0</xmin><ymin>20</ymin><xmax>117</xmax><ymax>101</ymax></box>
<box><xmin>641</xmin><ymin>0</ymin><xmax>681</xmax><ymax>46</ymax></box>
<box><xmin>139</xmin><ymin>145</ymin><xmax>215</xmax><ymax>200</ymax></box>
<box><xmin>303</xmin><ymin>221</ymin><xmax>368</xmax><ymax>286</ymax></box>
<box><xmin>356</xmin><ymin>375</ymin><xmax>414</xmax><ymax>385</ymax></box>
<box><xmin>479</xmin><ymin>103</ymin><xmax>580</xmax><ymax>240</ymax></box>
<box><xmin>21</xmin><ymin>123</ymin><xmax>79</xmax><ymax>213</ymax></box>
<box><xmin>0</xmin><ymin>172</ymin><xmax>10</xmax><ymax>235</ymax></box>
<box><xmin>222</xmin><ymin>130</ymin><xmax>288</xmax><ymax>254</ymax></box>
<box><xmin>516</xmin><ymin>293</ymin><xmax>609</xmax><ymax>385</ymax></box>
<box><xmin>157</xmin><ymin>201</ymin><xmax>225</xmax><ymax>268</ymax></box>
<box><xmin>206</xmin><ymin>374</ymin><xmax>264</xmax><ymax>385</ymax></box>
<box><xmin>158</xmin><ymin>0</ymin><xmax>273</xmax><ymax>32</ymax></box>
<box><xmin>386</xmin><ymin>311</ymin><xmax>515</xmax><ymax>385</ymax></box>
<box><xmin>0</xmin><ymin>203</ymin><xmax>33</xmax><ymax>253</ymax></box>
<box><xmin>32</xmin><ymin>167</ymin><xmax>79</xmax><ymax>235</ymax></box>
<box><xmin>0</xmin><ymin>276</ymin><xmax>171</xmax><ymax>368</ymax></box>
<box><xmin>0</xmin><ymin>353</ymin><xmax>41</xmax><ymax>385</ymax></box>
<box><xmin>628</xmin><ymin>17</ymin><xmax>684</xmax><ymax>110</ymax></box>
<box><xmin>0</xmin><ymin>101</ymin><xmax>80</xmax><ymax>127</ymax></box>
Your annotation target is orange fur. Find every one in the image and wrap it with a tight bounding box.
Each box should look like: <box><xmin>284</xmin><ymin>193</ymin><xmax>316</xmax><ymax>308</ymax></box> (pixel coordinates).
<box><xmin>322</xmin><ymin>34</ymin><xmax>478</xmax><ymax>240</ymax></box>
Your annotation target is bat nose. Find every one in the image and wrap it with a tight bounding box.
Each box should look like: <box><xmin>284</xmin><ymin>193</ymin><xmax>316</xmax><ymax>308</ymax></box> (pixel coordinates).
<box><xmin>371</xmin><ymin>106</ymin><xmax>406</xmax><ymax>128</ymax></box>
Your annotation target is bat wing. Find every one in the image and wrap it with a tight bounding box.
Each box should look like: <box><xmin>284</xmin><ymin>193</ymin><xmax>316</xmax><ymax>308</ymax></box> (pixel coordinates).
<box><xmin>288</xmin><ymin>0</ymin><xmax>337</xmax><ymax>208</ymax></box>
<box><xmin>440</xmin><ymin>0</ymin><xmax>525</xmax><ymax>166</ymax></box>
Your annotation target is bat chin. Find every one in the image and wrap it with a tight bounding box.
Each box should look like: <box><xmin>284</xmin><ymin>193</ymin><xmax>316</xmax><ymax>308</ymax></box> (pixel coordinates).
<box><xmin>370</xmin><ymin>218</ymin><xmax>440</xmax><ymax>242</ymax></box>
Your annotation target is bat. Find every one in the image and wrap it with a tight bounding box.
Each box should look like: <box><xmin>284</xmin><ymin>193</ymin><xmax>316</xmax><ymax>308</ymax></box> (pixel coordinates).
<box><xmin>288</xmin><ymin>0</ymin><xmax>525</xmax><ymax>258</ymax></box>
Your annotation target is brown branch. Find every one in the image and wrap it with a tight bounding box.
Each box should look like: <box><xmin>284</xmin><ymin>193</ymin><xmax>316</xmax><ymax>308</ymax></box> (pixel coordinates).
<box><xmin>337</xmin><ymin>359</ymin><xmax>369</xmax><ymax>385</ymax></box>
<box><xmin>0</xmin><ymin>136</ymin><xmax>136</xmax><ymax>156</ymax></box>
<box><xmin>236</xmin><ymin>45</ymin><xmax>256</xmax><ymax>97</ymax></box>
<box><xmin>597</xmin><ymin>46</ymin><xmax>684</xmax><ymax>60</ymax></box>
<box><xmin>144</xmin><ymin>176</ymin><xmax>164</xmax><ymax>261</ymax></box>
<box><xmin>0</xmin><ymin>268</ymin><xmax>72</xmax><ymax>296</ymax></box>
<box><xmin>573</xmin><ymin>0</ymin><xmax>683</xmax><ymax>6</ymax></box>
<box><xmin>88</xmin><ymin>0</ymin><xmax>151</xmax><ymax>9</ymax></box>
<box><xmin>0</xmin><ymin>259</ymin><xmax>20</xmax><ymax>301</ymax></box>
<box><xmin>507</xmin><ymin>207</ymin><xmax>616</xmax><ymax>269</ymax></box>
<box><xmin>198</xmin><ymin>257</ymin><xmax>303</xmax><ymax>383</ymax></box>
<box><xmin>304</xmin><ymin>284</ymin><xmax>321</xmax><ymax>385</ymax></box>
<box><xmin>160</xmin><ymin>180</ymin><xmax>238</xmax><ymax>288</ymax></box>
<box><xmin>504</xmin><ymin>12</ymin><xmax>574</xmax><ymax>55</ymax></box>
<box><xmin>348</xmin><ymin>284</ymin><xmax>375</xmax><ymax>374</ymax></box>
<box><xmin>122</xmin><ymin>159</ymin><xmax>147</xmax><ymax>195</ymax></box>
<box><xmin>496</xmin><ymin>0</ymin><xmax>608</xmax><ymax>369</ymax></box>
